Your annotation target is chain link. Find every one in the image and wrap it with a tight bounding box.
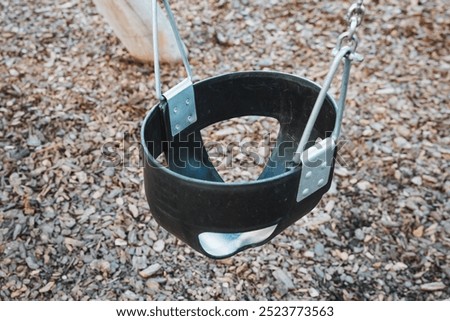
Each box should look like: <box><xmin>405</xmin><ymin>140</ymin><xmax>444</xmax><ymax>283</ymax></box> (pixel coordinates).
<box><xmin>334</xmin><ymin>0</ymin><xmax>365</xmax><ymax>59</ymax></box>
<box><xmin>347</xmin><ymin>0</ymin><xmax>365</xmax><ymax>28</ymax></box>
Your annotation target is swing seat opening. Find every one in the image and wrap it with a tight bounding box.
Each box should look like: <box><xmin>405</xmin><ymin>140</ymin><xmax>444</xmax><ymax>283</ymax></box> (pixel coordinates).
<box><xmin>141</xmin><ymin>71</ymin><xmax>338</xmax><ymax>258</ymax></box>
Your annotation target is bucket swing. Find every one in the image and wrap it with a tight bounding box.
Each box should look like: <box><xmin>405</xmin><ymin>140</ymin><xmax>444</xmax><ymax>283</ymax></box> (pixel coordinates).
<box><xmin>141</xmin><ymin>0</ymin><xmax>366</xmax><ymax>258</ymax></box>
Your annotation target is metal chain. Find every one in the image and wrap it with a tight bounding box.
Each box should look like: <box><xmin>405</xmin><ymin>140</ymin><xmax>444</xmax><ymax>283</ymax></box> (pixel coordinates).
<box><xmin>347</xmin><ymin>0</ymin><xmax>365</xmax><ymax>29</ymax></box>
<box><xmin>334</xmin><ymin>0</ymin><xmax>365</xmax><ymax>58</ymax></box>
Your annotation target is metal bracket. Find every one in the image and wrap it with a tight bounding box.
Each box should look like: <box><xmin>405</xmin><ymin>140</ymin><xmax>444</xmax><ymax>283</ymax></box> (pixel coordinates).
<box><xmin>296</xmin><ymin>137</ymin><xmax>336</xmax><ymax>202</ymax></box>
<box><xmin>164</xmin><ymin>78</ymin><xmax>197</xmax><ymax>136</ymax></box>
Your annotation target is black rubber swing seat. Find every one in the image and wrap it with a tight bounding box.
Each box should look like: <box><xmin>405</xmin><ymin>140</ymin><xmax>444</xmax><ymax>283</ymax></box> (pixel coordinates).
<box><xmin>141</xmin><ymin>71</ymin><xmax>338</xmax><ymax>258</ymax></box>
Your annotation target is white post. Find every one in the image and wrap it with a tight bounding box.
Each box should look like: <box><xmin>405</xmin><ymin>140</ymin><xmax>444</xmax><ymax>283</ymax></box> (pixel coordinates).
<box><xmin>94</xmin><ymin>0</ymin><xmax>182</xmax><ymax>63</ymax></box>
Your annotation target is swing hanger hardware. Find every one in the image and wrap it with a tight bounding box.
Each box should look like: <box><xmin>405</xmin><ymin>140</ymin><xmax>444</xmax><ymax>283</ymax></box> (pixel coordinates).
<box><xmin>347</xmin><ymin>0</ymin><xmax>365</xmax><ymax>30</ymax></box>
<box><xmin>152</xmin><ymin>0</ymin><xmax>198</xmax><ymax>137</ymax></box>
<box><xmin>333</xmin><ymin>0</ymin><xmax>365</xmax><ymax>61</ymax></box>
<box><xmin>295</xmin><ymin>0</ymin><xmax>365</xmax><ymax>201</ymax></box>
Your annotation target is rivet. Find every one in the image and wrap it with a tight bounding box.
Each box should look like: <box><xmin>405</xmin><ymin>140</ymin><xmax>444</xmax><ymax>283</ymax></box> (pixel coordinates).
<box><xmin>175</xmin><ymin>124</ymin><xmax>180</xmax><ymax>130</ymax></box>
<box><xmin>173</xmin><ymin>107</ymin><xmax>178</xmax><ymax>113</ymax></box>
<box><xmin>302</xmin><ymin>188</ymin><xmax>309</xmax><ymax>195</ymax></box>
<box><xmin>305</xmin><ymin>171</ymin><xmax>312</xmax><ymax>178</ymax></box>
<box><xmin>318</xmin><ymin>178</ymin><xmax>324</xmax><ymax>186</ymax></box>
<box><xmin>185</xmin><ymin>98</ymin><xmax>190</xmax><ymax>105</ymax></box>
<box><xmin>188</xmin><ymin>115</ymin><xmax>193</xmax><ymax>122</ymax></box>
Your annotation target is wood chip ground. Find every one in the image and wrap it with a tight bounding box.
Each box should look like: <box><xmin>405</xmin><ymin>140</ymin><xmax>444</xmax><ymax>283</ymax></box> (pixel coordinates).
<box><xmin>0</xmin><ymin>0</ymin><xmax>449</xmax><ymax>300</ymax></box>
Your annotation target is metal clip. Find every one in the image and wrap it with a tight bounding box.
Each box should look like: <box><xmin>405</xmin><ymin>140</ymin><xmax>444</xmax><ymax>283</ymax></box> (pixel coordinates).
<box><xmin>347</xmin><ymin>1</ymin><xmax>365</xmax><ymax>27</ymax></box>
<box><xmin>297</xmin><ymin>137</ymin><xmax>336</xmax><ymax>202</ymax></box>
<box><xmin>164</xmin><ymin>78</ymin><xmax>197</xmax><ymax>135</ymax></box>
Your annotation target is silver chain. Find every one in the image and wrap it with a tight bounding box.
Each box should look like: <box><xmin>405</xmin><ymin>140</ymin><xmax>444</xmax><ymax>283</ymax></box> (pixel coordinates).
<box><xmin>334</xmin><ymin>0</ymin><xmax>365</xmax><ymax>58</ymax></box>
<box><xmin>347</xmin><ymin>1</ymin><xmax>365</xmax><ymax>25</ymax></box>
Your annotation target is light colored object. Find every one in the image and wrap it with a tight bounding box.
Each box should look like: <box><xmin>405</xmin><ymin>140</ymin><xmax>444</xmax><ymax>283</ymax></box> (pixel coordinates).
<box><xmin>139</xmin><ymin>263</ymin><xmax>161</xmax><ymax>278</ymax></box>
<box><xmin>94</xmin><ymin>0</ymin><xmax>181</xmax><ymax>63</ymax></box>
<box><xmin>198</xmin><ymin>224</ymin><xmax>277</xmax><ymax>258</ymax></box>
<box><xmin>296</xmin><ymin>137</ymin><xmax>335</xmax><ymax>202</ymax></box>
